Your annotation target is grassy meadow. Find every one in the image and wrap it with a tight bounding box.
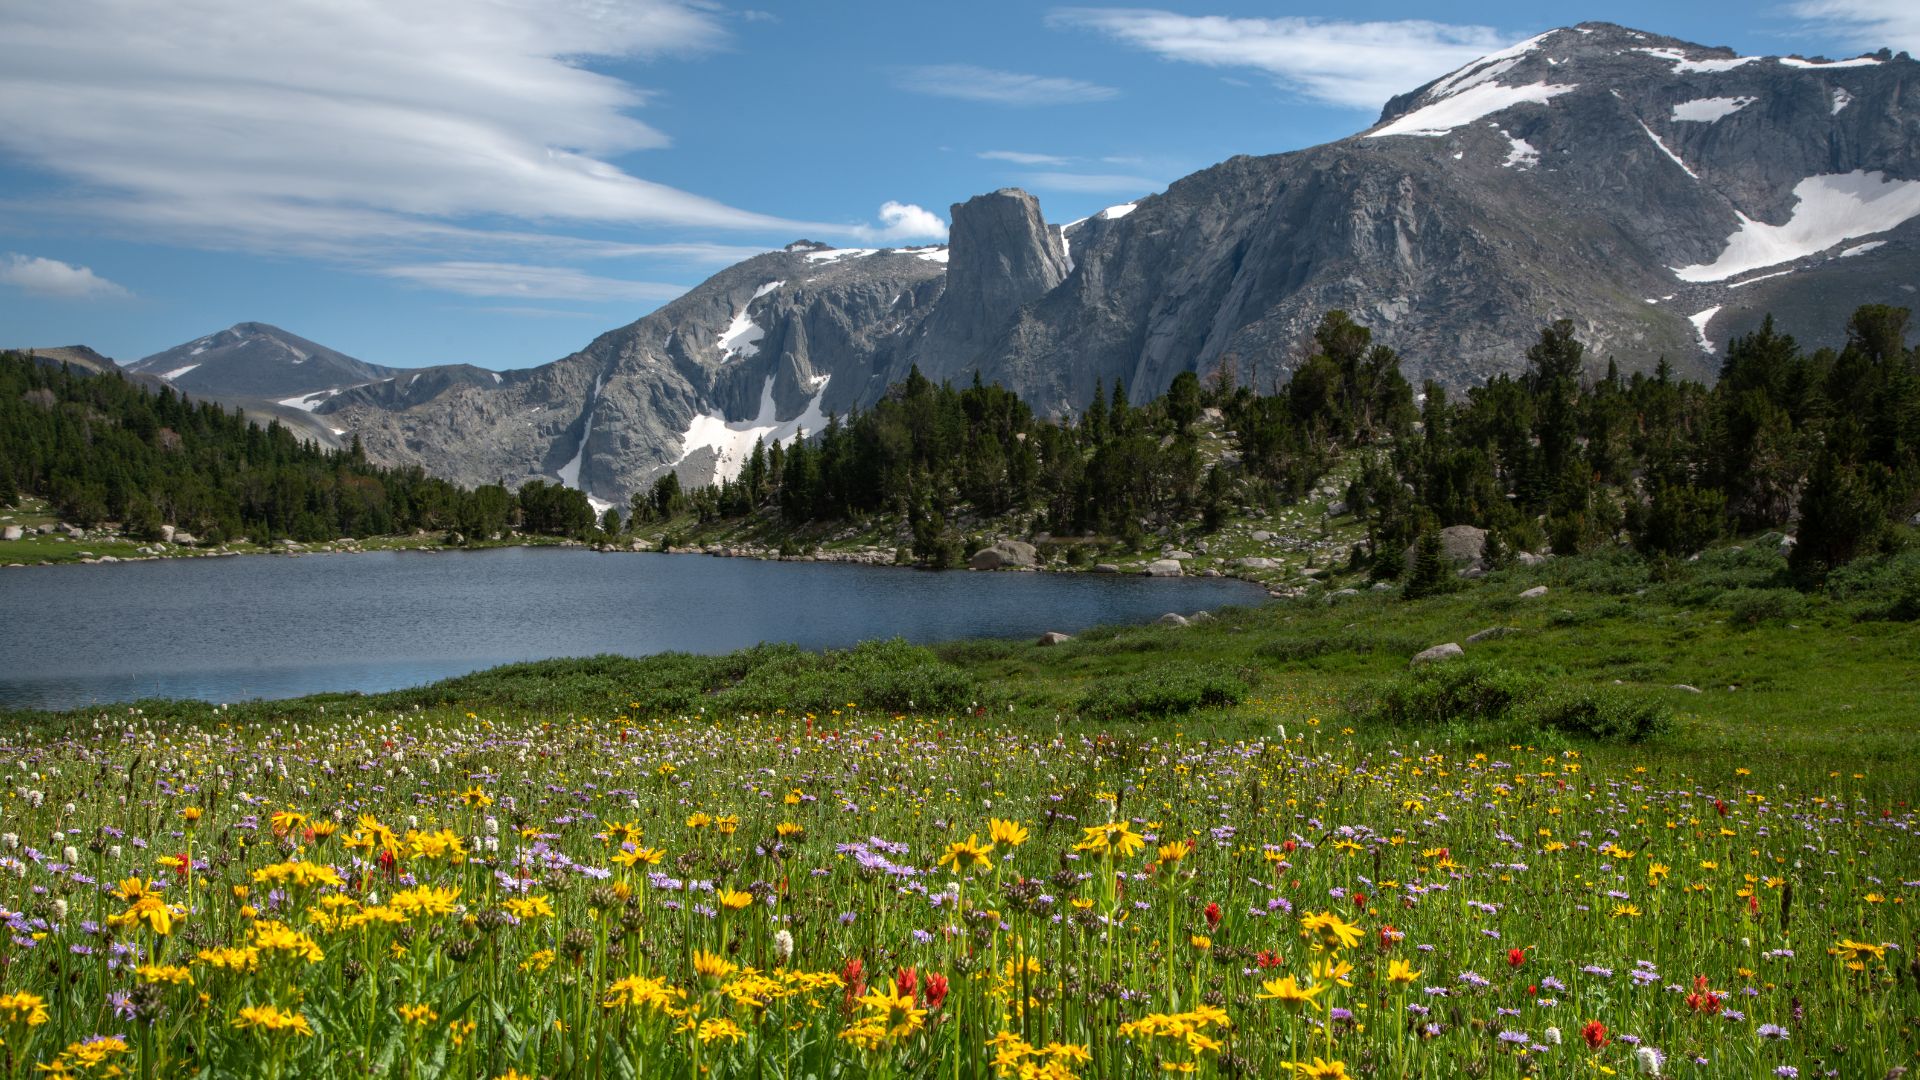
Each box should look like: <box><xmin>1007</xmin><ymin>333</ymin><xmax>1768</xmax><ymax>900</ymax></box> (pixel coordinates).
<box><xmin>1</xmin><ymin>543</ymin><xmax>1916</xmax><ymax>1078</ymax></box>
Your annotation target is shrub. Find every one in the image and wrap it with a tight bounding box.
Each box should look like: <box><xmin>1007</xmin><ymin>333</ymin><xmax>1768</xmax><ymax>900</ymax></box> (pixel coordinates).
<box><xmin>1722</xmin><ymin>587</ymin><xmax>1807</xmax><ymax>628</ymax></box>
<box><xmin>1347</xmin><ymin>661</ymin><xmax>1539</xmax><ymax>728</ymax></box>
<box><xmin>1076</xmin><ymin>663</ymin><xmax>1248</xmax><ymax>720</ymax></box>
<box><xmin>1825</xmin><ymin>548</ymin><xmax>1920</xmax><ymax>622</ymax></box>
<box><xmin>1347</xmin><ymin>661</ymin><xmax>1670</xmax><ymax>743</ymax></box>
<box><xmin>1520</xmin><ymin>688</ymin><xmax>1672</xmax><ymax>742</ymax></box>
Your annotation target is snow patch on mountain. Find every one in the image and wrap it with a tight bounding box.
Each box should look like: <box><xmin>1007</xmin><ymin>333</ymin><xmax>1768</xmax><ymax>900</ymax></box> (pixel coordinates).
<box><xmin>804</xmin><ymin>248</ymin><xmax>877</xmax><ymax>264</ymax></box>
<box><xmin>1674</xmin><ymin>171</ymin><xmax>1920</xmax><ymax>282</ymax></box>
<box><xmin>1690</xmin><ymin>306</ymin><xmax>1723</xmax><ymax>353</ymax></box>
<box><xmin>1635</xmin><ymin>118</ymin><xmax>1698</xmax><ymax>178</ymax></box>
<box><xmin>555</xmin><ymin>374</ymin><xmax>602</xmax><ymax>491</ymax></box>
<box><xmin>1099</xmin><ymin>203</ymin><xmax>1138</xmax><ymax>220</ymax></box>
<box><xmin>1501</xmin><ymin>131</ymin><xmax>1539</xmax><ymax>169</ymax></box>
<box><xmin>675</xmin><ymin>375</ymin><xmax>832</xmax><ymax>483</ymax></box>
<box><xmin>1672</xmin><ymin>96</ymin><xmax>1755</xmax><ymax>122</ymax></box>
<box><xmin>278</xmin><ymin>387</ymin><xmax>343</xmax><ymax>412</ymax></box>
<box><xmin>1633</xmin><ymin>47</ymin><xmax>1759</xmax><ymax>74</ymax></box>
<box><xmin>160</xmin><ymin>364</ymin><xmax>200</xmax><ymax>381</ymax></box>
<box><xmin>1425</xmin><ymin>31</ymin><xmax>1554</xmax><ymax>100</ymax></box>
<box><xmin>1370</xmin><ymin>81</ymin><xmax>1577</xmax><ymax>138</ymax></box>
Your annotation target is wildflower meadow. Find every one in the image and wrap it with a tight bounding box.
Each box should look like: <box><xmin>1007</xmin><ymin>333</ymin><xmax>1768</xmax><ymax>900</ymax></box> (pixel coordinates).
<box><xmin>0</xmin><ymin>704</ymin><xmax>1913</xmax><ymax>1078</ymax></box>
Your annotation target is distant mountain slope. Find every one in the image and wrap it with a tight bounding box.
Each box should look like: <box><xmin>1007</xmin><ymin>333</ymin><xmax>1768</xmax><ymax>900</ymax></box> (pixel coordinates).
<box><xmin>11</xmin><ymin>345</ymin><xmax>124</xmax><ymax>377</ymax></box>
<box><xmin>314</xmin><ymin>22</ymin><xmax>1920</xmax><ymax>507</ymax></box>
<box><xmin>126</xmin><ymin>322</ymin><xmax>396</xmax><ymax>400</ymax></box>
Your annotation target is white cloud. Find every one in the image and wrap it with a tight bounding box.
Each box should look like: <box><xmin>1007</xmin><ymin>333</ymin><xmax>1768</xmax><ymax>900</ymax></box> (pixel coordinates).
<box><xmin>1021</xmin><ymin>172</ymin><xmax>1162</xmax><ymax>195</ymax></box>
<box><xmin>0</xmin><ymin>253</ymin><xmax>130</xmax><ymax>299</ymax></box>
<box><xmin>895</xmin><ymin>64</ymin><xmax>1119</xmax><ymax>106</ymax></box>
<box><xmin>848</xmin><ymin>202</ymin><xmax>949</xmax><ymax>243</ymax></box>
<box><xmin>381</xmin><ymin>262</ymin><xmax>689</xmax><ymax>303</ymax></box>
<box><xmin>0</xmin><ymin>1</ymin><xmax>816</xmax><ymax>255</ymax></box>
<box><xmin>1047</xmin><ymin>8</ymin><xmax>1514</xmax><ymax>110</ymax></box>
<box><xmin>980</xmin><ymin>150</ymin><xmax>1073</xmax><ymax>166</ymax></box>
<box><xmin>1788</xmin><ymin>1</ymin><xmax>1920</xmax><ymax>53</ymax></box>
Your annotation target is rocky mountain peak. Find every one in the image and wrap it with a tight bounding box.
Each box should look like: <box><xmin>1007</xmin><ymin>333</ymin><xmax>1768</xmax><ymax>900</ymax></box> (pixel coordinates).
<box><xmin>914</xmin><ymin>187</ymin><xmax>1068</xmax><ymax>373</ymax></box>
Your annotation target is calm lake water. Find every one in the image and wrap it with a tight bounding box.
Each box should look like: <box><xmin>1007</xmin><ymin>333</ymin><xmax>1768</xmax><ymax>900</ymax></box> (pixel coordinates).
<box><xmin>0</xmin><ymin>547</ymin><xmax>1263</xmax><ymax>710</ymax></box>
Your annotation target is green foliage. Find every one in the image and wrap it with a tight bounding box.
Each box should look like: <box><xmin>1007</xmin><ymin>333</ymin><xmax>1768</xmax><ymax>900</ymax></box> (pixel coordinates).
<box><xmin>1402</xmin><ymin>528</ymin><xmax>1452</xmax><ymax>600</ymax></box>
<box><xmin>1348</xmin><ymin>660</ymin><xmax>1540</xmax><ymax>729</ymax></box>
<box><xmin>1519</xmin><ymin>686</ymin><xmax>1672</xmax><ymax>742</ymax></box>
<box><xmin>1721</xmin><ymin>587</ymin><xmax>1807</xmax><ymax>628</ymax></box>
<box><xmin>1824</xmin><ymin>547</ymin><xmax>1920</xmax><ymax>621</ymax></box>
<box><xmin>1348</xmin><ymin>660</ymin><xmax>1669</xmax><ymax>743</ymax></box>
<box><xmin>1074</xmin><ymin>662</ymin><xmax>1248</xmax><ymax>719</ymax></box>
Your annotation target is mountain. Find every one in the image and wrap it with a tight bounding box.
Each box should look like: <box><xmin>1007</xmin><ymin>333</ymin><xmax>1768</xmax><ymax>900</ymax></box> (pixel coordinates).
<box><xmin>317</xmin><ymin>21</ymin><xmax>1920</xmax><ymax>507</ymax></box>
<box><xmin>126</xmin><ymin>322</ymin><xmax>396</xmax><ymax>401</ymax></box>
<box><xmin>10</xmin><ymin>345</ymin><xmax>124</xmax><ymax>377</ymax></box>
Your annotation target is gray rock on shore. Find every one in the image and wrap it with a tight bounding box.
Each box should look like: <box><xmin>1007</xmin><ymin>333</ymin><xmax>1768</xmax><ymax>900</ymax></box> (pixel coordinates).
<box><xmin>970</xmin><ymin>540</ymin><xmax>1038</xmax><ymax>570</ymax></box>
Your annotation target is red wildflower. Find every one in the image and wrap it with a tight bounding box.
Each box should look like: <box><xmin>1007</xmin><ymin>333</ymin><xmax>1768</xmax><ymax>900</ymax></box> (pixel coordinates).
<box><xmin>1204</xmin><ymin>902</ymin><xmax>1222</xmax><ymax>930</ymax></box>
<box><xmin>1255</xmin><ymin>950</ymin><xmax>1284</xmax><ymax>969</ymax></box>
<box><xmin>1582</xmin><ymin>1020</ymin><xmax>1608</xmax><ymax>1049</ymax></box>
<box><xmin>924</xmin><ymin>972</ymin><xmax>950</xmax><ymax>1009</ymax></box>
<box><xmin>1378</xmin><ymin>924</ymin><xmax>1400</xmax><ymax>949</ymax></box>
<box><xmin>895</xmin><ymin>967</ymin><xmax>918</xmax><ymax>1000</ymax></box>
<box><xmin>1352</xmin><ymin>892</ymin><xmax>1367</xmax><ymax>909</ymax></box>
<box><xmin>1508</xmin><ymin>948</ymin><xmax>1527</xmax><ymax>968</ymax></box>
<box><xmin>1281</xmin><ymin>839</ymin><xmax>1297</xmax><ymax>854</ymax></box>
<box><xmin>1686</xmin><ymin>975</ymin><xmax>1724</xmax><ymax>1015</ymax></box>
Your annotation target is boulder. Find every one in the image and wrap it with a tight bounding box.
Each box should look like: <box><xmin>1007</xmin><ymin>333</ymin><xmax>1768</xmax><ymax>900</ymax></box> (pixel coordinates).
<box><xmin>1518</xmin><ymin>585</ymin><xmax>1549</xmax><ymax>599</ymax></box>
<box><xmin>159</xmin><ymin>524</ymin><xmax>176</xmax><ymax>542</ymax></box>
<box><xmin>1402</xmin><ymin>525</ymin><xmax>1488</xmax><ymax>573</ymax></box>
<box><xmin>1091</xmin><ymin>563</ymin><xmax>1121</xmax><ymax>574</ymax></box>
<box><xmin>1036</xmin><ymin>631</ymin><xmax>1073</xmax><ymax>646</ymax></box>
<box><xmin>0</xmin><ymin>525</ymin><xmax>20</xmax><ymax>541</ymax></box>
<box><xmin>1672</xmin><ymin>684</ymin><xmax>1703</xmax><ymax>694</ymax></box>
<box><xmin>1515</xmin><ymin>551</ymin><xmax>1548</xmax><ymax>567</ymax></box>
<box><xmin>969</xmin><ymin>540</ymin><xmax>1038</xmax><ymax>571</ymax></box>
<box><xmin>1189</xmin><ymin>611</ymin><xmax>1216</xmax><ymax>624</ymax></box>
<box><xmin>1326</xmin><ymin>500</ymin><xmax>1349</xmax><ymax>516</ymax></box>
<box><xmin>1251</xmin><ymin>530</ymin><xmax>1272</xmax><ymax>542</ymax></box>
<box><xmin>1143</xmin><ymin>559</ymin><xmax>1184</xmax><ymax>577</ymax></box>
<box><xmin>171</xmin><ymin>532</ymin><xmax>197</xmax><ymax>546</ymax></box>
<box><xmin>1778</xmin><ymin>535</ymin><xmax>1797</xmax><ymax>557</ymax></box>
<box><xmin>1466</xmin><ymin>626</ymin><xmax>1519</xmax><ymax>644</ymax></box>
<box><xmin>1156</xmin><ymin>613</ymin><xmax>1190</xmax><ymax>627</ymax></box>
<box><xmin>1164</xmin><ymin>549</ymin><xmax>1194</xmax><ymax>561</ymax></box>
<box><xmin>1411</xmin><ymin>642</ymin><xmax>1465</xmax><ymax>666</ymax></box>
<box><xmin>1235</xmin><ymin>557</ymin><xmax>1279</xmax><ymax>570</ymax></box>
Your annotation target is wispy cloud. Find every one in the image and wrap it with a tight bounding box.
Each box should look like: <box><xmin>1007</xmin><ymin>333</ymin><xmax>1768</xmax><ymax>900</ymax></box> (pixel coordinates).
<box><xmin>0</xmin><ymin>253</ymin><xmax>130</xmax><ymax>299</ymax></box>
<box><xmin>1021</xmin><ymin>172</ymin><xmax>1161</xmax><ymax>195</ymax></box>
<box><xmin>0</xmin><ymin>1</ymin><xmax>816</xmax><ymax>257</ymax></box>
<box><xmin>1047</xmin><ymin>8</ymin><xmax>1513</xmax><ymax>110</ymax></box>
<box><xmin>895</xmin><ymin>64</ymin><xmax>1119</xmax><ymax>106</ymax></box>
<box><xmin>1787</xmin><ymin>0</ymin><xmax>1920</xmax><ymax>52</ymax></box>
<box><xmin>980</xmin><ymin>150</ymin><xmax>1073</xmax><ymax>166</ymax></box>
<box><xmin>381</xmin><ymin>262</ymin><xmax>689</xmax><ymax>303</ymax></box>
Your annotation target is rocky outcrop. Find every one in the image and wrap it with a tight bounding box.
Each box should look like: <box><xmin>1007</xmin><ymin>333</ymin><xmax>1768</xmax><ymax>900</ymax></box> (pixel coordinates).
<box><xmin>1411</xmin><ymin>642</ymin><xmax>1466</xmax><ymax>666</ymax></box>
<box><xmin>913</xmin><ymin>189</ymin><xmax>1068</xmax><ymax>375</ymax></box>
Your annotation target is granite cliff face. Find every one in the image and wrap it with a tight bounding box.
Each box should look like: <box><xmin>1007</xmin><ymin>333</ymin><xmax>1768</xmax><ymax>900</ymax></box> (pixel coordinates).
<box><xmin>310</xmin><ymin>22</ymin><xmax>1920</xmax><ymax>506</ymax></box>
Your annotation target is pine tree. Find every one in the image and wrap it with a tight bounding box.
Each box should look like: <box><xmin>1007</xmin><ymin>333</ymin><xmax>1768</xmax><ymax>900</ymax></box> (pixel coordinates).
<box><xmin>1403</xmin><ymin>528</ymin><xmax>1450</xmax><ymax>600</ymax></box>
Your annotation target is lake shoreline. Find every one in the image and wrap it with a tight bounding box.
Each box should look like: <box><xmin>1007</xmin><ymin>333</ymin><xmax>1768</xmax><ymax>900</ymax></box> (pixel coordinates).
<box><xmin>3</xmin><ymin>528</ymin><xmax>1292</xmax><ymax>593</ymax></box>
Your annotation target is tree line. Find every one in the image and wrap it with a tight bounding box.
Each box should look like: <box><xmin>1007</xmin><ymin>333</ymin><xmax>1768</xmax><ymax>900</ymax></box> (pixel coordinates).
<box><xmin>655</xmin><ymin>306</ymin><xmax>1919</xmax><ymax>582</ymax></box>
<box><xmin>0</xmin><ymin>352</ymin><xmax>596</xmax><ymax>544</ymax></box>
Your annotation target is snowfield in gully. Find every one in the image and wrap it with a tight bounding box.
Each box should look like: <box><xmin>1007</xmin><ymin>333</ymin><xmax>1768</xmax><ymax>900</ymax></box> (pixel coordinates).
<box><xmin>0</xmin><ymin>707</ymin><xmax>1914</xmax><ymax>1079</ymax></box>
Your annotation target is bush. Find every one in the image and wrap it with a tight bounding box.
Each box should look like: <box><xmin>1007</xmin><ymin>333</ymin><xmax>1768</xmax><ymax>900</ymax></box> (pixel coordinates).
<box><xmin>1825</xmin><ymin>548</ymin><xmax>1920</xmax><ymax>621</ymax></box>
<box><xmin>1347</xmin><ymin>661</ymin><xmax>1539</xmax><ymax>728</ymax></box>
<box><xmin>1347</xmin><ymin>661</ymin><xmax>1671</xmax><ymax>743</ymax></box>
<box><xmin>1520</xmin><ymin>688</ymin><xmax>1672</xmax><ymax>742</ymax></box>
<box><xmin>1721</xmin><ymin>587</ymin><xmax>1807</xmax><ymax>628</ymax></box>
<box><xmin>1076</xmin><ymin>663</ymin><xmax>1248</xmax><ymax>720</ymax></box>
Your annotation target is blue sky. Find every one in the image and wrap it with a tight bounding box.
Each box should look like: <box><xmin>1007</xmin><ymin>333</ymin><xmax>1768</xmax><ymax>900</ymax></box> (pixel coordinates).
<box><xmin>2</xmin><ymin>0</ymin><xmax>1913</xmax><ymax>371</ymax></box>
